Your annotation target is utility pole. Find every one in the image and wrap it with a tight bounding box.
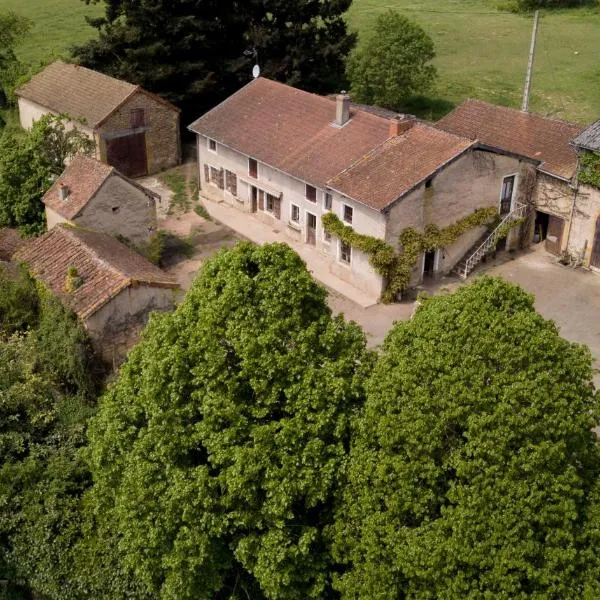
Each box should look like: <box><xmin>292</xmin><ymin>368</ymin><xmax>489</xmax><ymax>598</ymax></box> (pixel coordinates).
<box><xmin>521</xmin><ymin>10</ymin><xmax>540</xmax><ymax>112</ymax></box>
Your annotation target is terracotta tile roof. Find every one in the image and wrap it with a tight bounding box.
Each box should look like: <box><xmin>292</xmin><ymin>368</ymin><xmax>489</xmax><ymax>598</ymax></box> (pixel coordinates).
<box><xmin>572</xmin><ymin>120</ymin><xmax>600</xmax><ymax>152</ymax></box>
<box><xmin>42</xmin><ymin>155</ymin><xmax>158</xmax><ymax>220</ymax></box>
<box><xmin>0</xmin><ymin>228</ymin><xmax>26</xmax><ymax>261</ymax></box>
<box><xmin>15</xmin><ymin>225</ymin><xmax>177</xmax><ymax>320</ymax></box>
<box><xmin>14</xmin><ymin>60</ymin><xmax>182</xmax><ymax>128</ymax></box>
<box><xmin>436</xmin><ymin>99</ymin><xmax>584</xmax><ymax>180</ymax></box>
<box><xmin>43</xmin><ymin>156</ymin><xmax>114</xmax><ymax>220</ymax></box>
<box><xmin>328</xmin><ymin>123</ymin><xmax>474</xmax><ymax>211</ymax></box>
<box><xmin>188</xmin><ymin>78</ymin><xmax>392</xmax><ymax>188</ymax></box>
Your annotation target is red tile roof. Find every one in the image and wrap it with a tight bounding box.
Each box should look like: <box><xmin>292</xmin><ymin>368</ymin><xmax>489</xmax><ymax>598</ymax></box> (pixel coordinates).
<box><xmin>43</xmin><ymin>156</ymin><xmax>114</xmax><ymax>220</ymax></box>
<box><xmin>42</xmin><ymin>155</ymin><xmax>158</xmax><ymax>220</ymax></box>
<box><xmin>436</xmin><ymin>99</ymin><xmax>584</xmax><ymax>180</ymax></box>
<box><xmin>16</xmin><ymin>61</ymin><xmax>179</xmax><ymax>129</ymax></box>
<box><xmin>15</xmin><ymin>225</ymin><xmax>177</xmax><ymax>320</ymax></box>
<box><xmin>188</xmin><ymin>78</ymin><xmax>392</xmax><ymax>188</ymax></box>
<box><xmin>329</xmin><ymin>124</ymin><xmax>474</xmax><ymax>210</ymax></box>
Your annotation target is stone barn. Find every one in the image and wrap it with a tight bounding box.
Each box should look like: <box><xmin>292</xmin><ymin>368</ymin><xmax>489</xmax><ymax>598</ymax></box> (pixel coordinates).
<box><xmin>14</xmin><ymin>224</ymin><xmax>179</xmax><ymax>360</ymax></box>
<box><xmin>16</xmin><ymin>60</ymin><xmax>181</xmax><ymax>177</ymax></box>
<box><xmin>43</xmin><ymin>155</ymin><xmax>159</xmax><ymax>245</ymax></box>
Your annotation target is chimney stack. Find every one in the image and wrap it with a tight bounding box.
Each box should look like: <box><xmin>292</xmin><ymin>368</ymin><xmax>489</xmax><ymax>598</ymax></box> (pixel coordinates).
<box><xmin>389</xmin><ymin>114</ymin><xmax>416</xmax><ymax>137</ymax></box>
<box><xmin>59</xmin><ymin>183</ymin><xmax>70</xmax><ymax>201</ymax></box>
<box><xmin>335</xmin><ymin>92</ymin><xmax>351</xmax><ymax>126</ymax></box>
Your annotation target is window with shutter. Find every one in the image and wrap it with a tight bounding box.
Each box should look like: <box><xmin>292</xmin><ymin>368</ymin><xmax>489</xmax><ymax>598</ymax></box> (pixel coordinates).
<box><xmin>217</xmin><ymin>168</ymin><xmax>224</xmax><ymax>189</ymax></box>
<box><xmin>273</xmin><ymin>197</ymin><xmax>281</xmax><ymax>219</ymax></box>
<box><xmin>225</xmin><ymin>170</ymin><xmax>237</xmax><ymax>196</ymax></box>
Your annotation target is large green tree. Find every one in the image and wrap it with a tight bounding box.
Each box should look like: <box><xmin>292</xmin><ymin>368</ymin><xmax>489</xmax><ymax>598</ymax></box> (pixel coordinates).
<box><xmin>72</xmin><ymin>0</ymin><xmax>355</xmax><ymax>119</ymax></box>
<box><xmin>347</xmin><ymin>10</ymin><xmax>436</xmax><ymax>110</ymax></box>
<box><xmin>0</xmin><ymin>114</ymin><xmax>94</xmax><ymax>236</ymax></box>
<box><xmin>333</xmin><ymin>277</ymin><xmax>600</xmax><ymax>598</ymax></box>
<box><xmin>0</xmin><ymin>12</ymin><xmax>31</xmax><ymax>108</ymax></box>
<box><xmin>82</xmin><ymin>242</ymin><xmax>370</xmax><ymax>599</ymax></box>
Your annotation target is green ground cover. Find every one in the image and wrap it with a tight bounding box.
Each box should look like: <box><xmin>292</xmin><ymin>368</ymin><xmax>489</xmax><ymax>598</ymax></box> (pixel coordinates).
<box><xmin>2</xmin><ymin>0</ymin><xmax>599</xmax><ymax>123</ymax></box>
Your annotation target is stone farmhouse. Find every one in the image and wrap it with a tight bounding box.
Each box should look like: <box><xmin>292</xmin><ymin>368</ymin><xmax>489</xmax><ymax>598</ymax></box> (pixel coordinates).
<box><xmin>16</xmin><ymin>61</ymin><xmax>181</xmax><ymax>178</ymax></box>
<box><xmin>14</xmin><ymin>224</ymin><xmax>179</xmax><ymax>360</ymax></box>
<box><xmin>437</xmin><ymin>100</ymin><xmax>589</xmax><ymax>262</ymax></box>
<box><xmin>189</xmin><ymin>78</ymin><xmax>532</xmax><ymax>299</ymax></box>
<box><xmin>43</xmin><ymin>155</ymin><xmax>159</xmax><ymax>245</ymax></box>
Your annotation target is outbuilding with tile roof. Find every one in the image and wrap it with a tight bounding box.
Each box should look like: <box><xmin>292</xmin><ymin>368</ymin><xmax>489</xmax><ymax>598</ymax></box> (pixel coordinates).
<box><xmin>14</xmin><ymin>225</ymin><xmax>178</xmax><ymax>353</ymax></box>
<box><xmin>43</xmin><ymin>154</ymin><xmax>159</xmax><ymax>245</ymax></box>
<box><xmin>16</xmin><ymin>61</ymin><xmax>181</xmax><ymax>177</ymax></box>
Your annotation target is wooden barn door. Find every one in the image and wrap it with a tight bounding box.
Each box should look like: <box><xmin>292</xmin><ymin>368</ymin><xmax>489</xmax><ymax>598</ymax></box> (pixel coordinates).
<box><xmin>106</xmin><ymin>133</ymin><xmax>148</xmax><ymax>177</ymax></box>
<box><xmin>545</xmin><ymin>215</ymin><xmax>564</xmax><ymax>256</ymax></box>
<box><xmin>591</xmin><ymin>216</ymin><xmax>600</xmax><ymax>269</ymax></box>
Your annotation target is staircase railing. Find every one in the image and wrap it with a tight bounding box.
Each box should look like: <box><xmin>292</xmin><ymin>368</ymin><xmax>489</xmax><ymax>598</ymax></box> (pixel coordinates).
<box><xmin>458</xmin><ymin>202</ymin><xmax>528</xmax><ymax>279</ymax></box>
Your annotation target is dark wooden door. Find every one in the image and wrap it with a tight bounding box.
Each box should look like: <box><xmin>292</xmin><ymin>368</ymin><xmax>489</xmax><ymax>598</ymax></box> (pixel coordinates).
<box><xmin>591</xmin><ymin>216</ymin><xmax>600</xmax><ymax>268</ymax></box>
<box><xmin>545</xmin><ymin>215</ymin><xmax>564</xmax><ymax>256</ymax></box>
<box><xmin>500</xmin><ymin>175</ymin><xmax>515</xmax><ymax>215</ymax></box>
<box><xmin>106</xmin><ymin>133</ymin><xmax>147</xmax><ymax>177</ymax></box>
<box><xmin>250</xmin><ymin>187</ymin><xmax>257</xmax><ymax>213</ymax></box>
<box><xmin>306</xmin><ymin>212</ymin><xmax>316</xmax><ymax>246</ymax></box>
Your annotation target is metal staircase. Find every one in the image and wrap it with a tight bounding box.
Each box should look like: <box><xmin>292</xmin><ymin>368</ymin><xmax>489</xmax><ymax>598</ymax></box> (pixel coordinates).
<box><xmin>454</xmin><ymin>202</ymin><xmax>528</xmax><ymax>280</ymax></box>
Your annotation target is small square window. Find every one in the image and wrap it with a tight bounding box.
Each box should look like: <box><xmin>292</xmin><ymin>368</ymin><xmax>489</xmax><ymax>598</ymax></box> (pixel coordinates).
<box><xmin>208</xmin><ymin>138</ymin><xmax>217</xmax><ymax>152</ymax></box>
<box><xmin>343</xmin><ymin>204</ymin><xmax>353</xmax><ymax>224</ymax></box>
<box><xmin>306</xmin><ymin>184</ymin><xmax>317</xmax><ymax>202</ymax></box>
<box><xmin>130</xmin><ymin>108</ymin><xmax>145</xmax><ymax>128</ymax></box>
<box><xmin>340</xmin><ymin>241</ymin><xmax>351</xmax><ymax>264</ymax></box>
<box><xmin>249</xmin><ymin>158</ymin><xmax>258</xmax><ymax>178</ymax></box>
<box><xmin>291</xmin><ymin>204</ymin><xmax>300</xmax><ymax>222</ymax></box>
<box><xmin>324</xmin><ymin>192</ymin><xmax>332</xmax><ymax>211</ymax></box>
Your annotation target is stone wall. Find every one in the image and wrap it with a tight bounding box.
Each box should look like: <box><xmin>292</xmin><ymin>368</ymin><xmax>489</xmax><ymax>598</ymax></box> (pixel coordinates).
<box><xmin>384</xmin><ymin>149</ymin><xmax>531</xmax><ymax>282</ymax></box>
<box><xmin>75</xmin><ymin>174</ymin><xmax>158</xmax><ymax>244</ymax></box>
<box><xmin>568</xmin><ymin>183</ymin><xmax>600</xmax><ymax>267</ymax></box>
<box><xmin>98</xmin><ymin>91</ymin><xmax>181</xmax><ymax>175</ymax></box>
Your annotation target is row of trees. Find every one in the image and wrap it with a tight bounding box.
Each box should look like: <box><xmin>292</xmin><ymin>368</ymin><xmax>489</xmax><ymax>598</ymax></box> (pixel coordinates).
<box><xmin>2</xmin><ymin>242</ymin><xmax>600</xmax><ymax>598</ymax></box>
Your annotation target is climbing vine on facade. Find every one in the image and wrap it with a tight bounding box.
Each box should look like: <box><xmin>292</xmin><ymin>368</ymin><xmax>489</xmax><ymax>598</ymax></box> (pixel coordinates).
<box><xmin>323</xmin><ymin>207</ymin><xmax>499</xmax><ymax>303</ymax></box>
<box><xmin>578</xmin><ymin>151</ymin><xmax>600</xmax><ymax>189</ymax></box>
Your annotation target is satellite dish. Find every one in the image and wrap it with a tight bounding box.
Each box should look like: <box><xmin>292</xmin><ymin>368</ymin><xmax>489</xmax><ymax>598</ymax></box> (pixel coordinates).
<box><xmin>252</xmin><ymin>64</ymin><xmax>260</xmax><ymax>79</ymax></box>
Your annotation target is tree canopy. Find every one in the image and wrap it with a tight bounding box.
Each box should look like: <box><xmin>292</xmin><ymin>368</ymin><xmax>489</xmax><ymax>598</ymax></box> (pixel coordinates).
<box><xmin>0</xmin><ymin>12</ymin><xmax>31</xmax><ymax>108</ymax></box>
<box><xmin>72</xmin><ymin>0</ymin><xmax>355</xmax><ymax>120</ymax></box>
<box><xmin>82</xmin><ymin>242</ymin><xmax>371</xmax><ymax>599</ymax></box>
<box><xmin>346</xmin><ymin>10</ymin><xmax>437</xmax><ymax>110</ymax></box>
<box><xmin>0</xmin><ymin>114</ymin><xmax>95</xmax><ymax>236</ymax></box>
<box><xmin>333</xmin><ymin>277</ymin><xmax>600</xmax><ymax>598</ymax></box>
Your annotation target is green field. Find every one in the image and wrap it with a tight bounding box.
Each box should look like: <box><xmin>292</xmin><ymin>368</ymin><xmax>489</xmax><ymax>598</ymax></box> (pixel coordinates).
<box><xmin>2</xmin><ymin>0</ymin><xmax>600</xmax><ymax>124</ymax></box>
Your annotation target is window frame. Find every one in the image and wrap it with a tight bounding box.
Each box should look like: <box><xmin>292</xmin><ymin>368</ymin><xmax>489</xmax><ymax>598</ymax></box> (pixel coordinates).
<box><xmin>248</xmin><ymin>158</ymin><xmax>258</xmax><ymax>179</ymax></box>
<box><xmin>339</xmin><ymin>240</ymin><xmax>352</xmax><ymax>264</ymax></box>
<box><xmin>291</xmin><ymin>203</ymin><xmax>300</xmax><ymax>223</ymax></box>
<box><xmin>305</xmin><ymin>184</ymin><xmax>317</xmax><ymax>203</ymax></box>
<box><xmin>208</xmin><ymin>138</ymin><xmax>217</xmax><ymax>153</ymax></box>
<box><xmin>343</xmin><ymin>204</ymin><xmax>353</xmax><ymax>224</ymax></box>
<box><xmin>324</xmin><ymin>192</ymin><xmax>333</xmax><ymax>211</ymax></box>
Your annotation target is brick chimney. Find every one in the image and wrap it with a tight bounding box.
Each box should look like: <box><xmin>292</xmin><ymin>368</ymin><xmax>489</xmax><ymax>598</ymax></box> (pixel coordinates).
<box><xmin>335</xmin><ymin>92</ymin><xmax>351</xmax><ymax>126</ymax></box>
<box><xmin>59</xmin><ymin>183</ymin><xmax>70</xmax><ymax>201</ymax></box>
<box><xmin>389</xmin><ymin>114</ymin><xmax>416</xmax><ymax>137</ymax></box>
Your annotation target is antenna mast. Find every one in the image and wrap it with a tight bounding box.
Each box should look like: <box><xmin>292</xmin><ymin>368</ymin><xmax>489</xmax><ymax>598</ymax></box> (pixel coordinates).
<box><xmin>521</xmin><ymin>10</ymin><xmax>540</xmax><ymax>112</ymax></box>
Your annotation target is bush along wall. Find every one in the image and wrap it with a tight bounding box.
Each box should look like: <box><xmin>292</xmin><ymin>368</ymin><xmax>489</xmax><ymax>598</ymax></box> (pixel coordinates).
<box><xmin>322</xmin><ymin>207</ymin><xmax>498</xmax><ymax>303</ymax></box>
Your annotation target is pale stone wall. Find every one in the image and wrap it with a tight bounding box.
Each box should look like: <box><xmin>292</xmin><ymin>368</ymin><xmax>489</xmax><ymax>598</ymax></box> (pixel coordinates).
<box><xmin>17</xmin><ymin>97</ymin><xmax>95</xmax><ymax>140</ymax></box>
<box><xmin>384</xmin><ymin>149</ymin><xmax>530</xmax><ymax>282</ymax></box>
<box><xmin>567</xmin><ymin>183</ymin><xmax>600</xmax><ymax>267</ymax></box>
<box><xmin>45</xmin><ymin>207</ymin><xmax>69</xmax><ymax>230</ymax></box>
<box><xmin>197</xmin><ymin>134</ymin><xmax>386</xmax><ymax>297</ymax></box>
<box><xmin>74</xmin><ymin>174</ymin><xmax>157</xmax><ymax>244</ymax></box>
<box><xmin>98</xmin><ymin>90</ymin><xmax>181</xmax><ymax>175</ymax></box>
<box><xmin>84</xmin><ymin>284</ymin><xmax>175</xmax><ymax>337</ymax></box>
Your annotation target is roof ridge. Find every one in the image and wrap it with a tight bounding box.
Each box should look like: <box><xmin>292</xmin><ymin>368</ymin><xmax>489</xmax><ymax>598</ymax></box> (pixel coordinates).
<box><xmin>461</xmin><ymin>98</ymin><xmax>583</xmax><ymax>128</ymax></box>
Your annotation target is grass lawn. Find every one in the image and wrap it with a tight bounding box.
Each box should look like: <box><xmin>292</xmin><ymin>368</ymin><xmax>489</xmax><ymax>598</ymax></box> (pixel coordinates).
<box><xmin>347</xmin><ymin>0</ymin><xmax>600</xmax><ymax>123</ymax></box>
<box><xmin>2</xmin><ymin>0</ymin><xmax>101</xmax><ymax>65</ymax></box>
<box><xmin>4</xmin><ymin>0</ymin><xmax>600</xmax><ymax>123</ymax></box>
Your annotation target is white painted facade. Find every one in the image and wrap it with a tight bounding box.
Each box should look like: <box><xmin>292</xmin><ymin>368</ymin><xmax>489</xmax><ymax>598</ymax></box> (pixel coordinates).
<box><xmin>197</xmin><ymin>134</ymin><xmax>387</xmax><ymax>297</ymax></box>
<box><xmin>18</xmin><ymin>97</ymin><xmax>95</xmax><ymax>139</ymax></box>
